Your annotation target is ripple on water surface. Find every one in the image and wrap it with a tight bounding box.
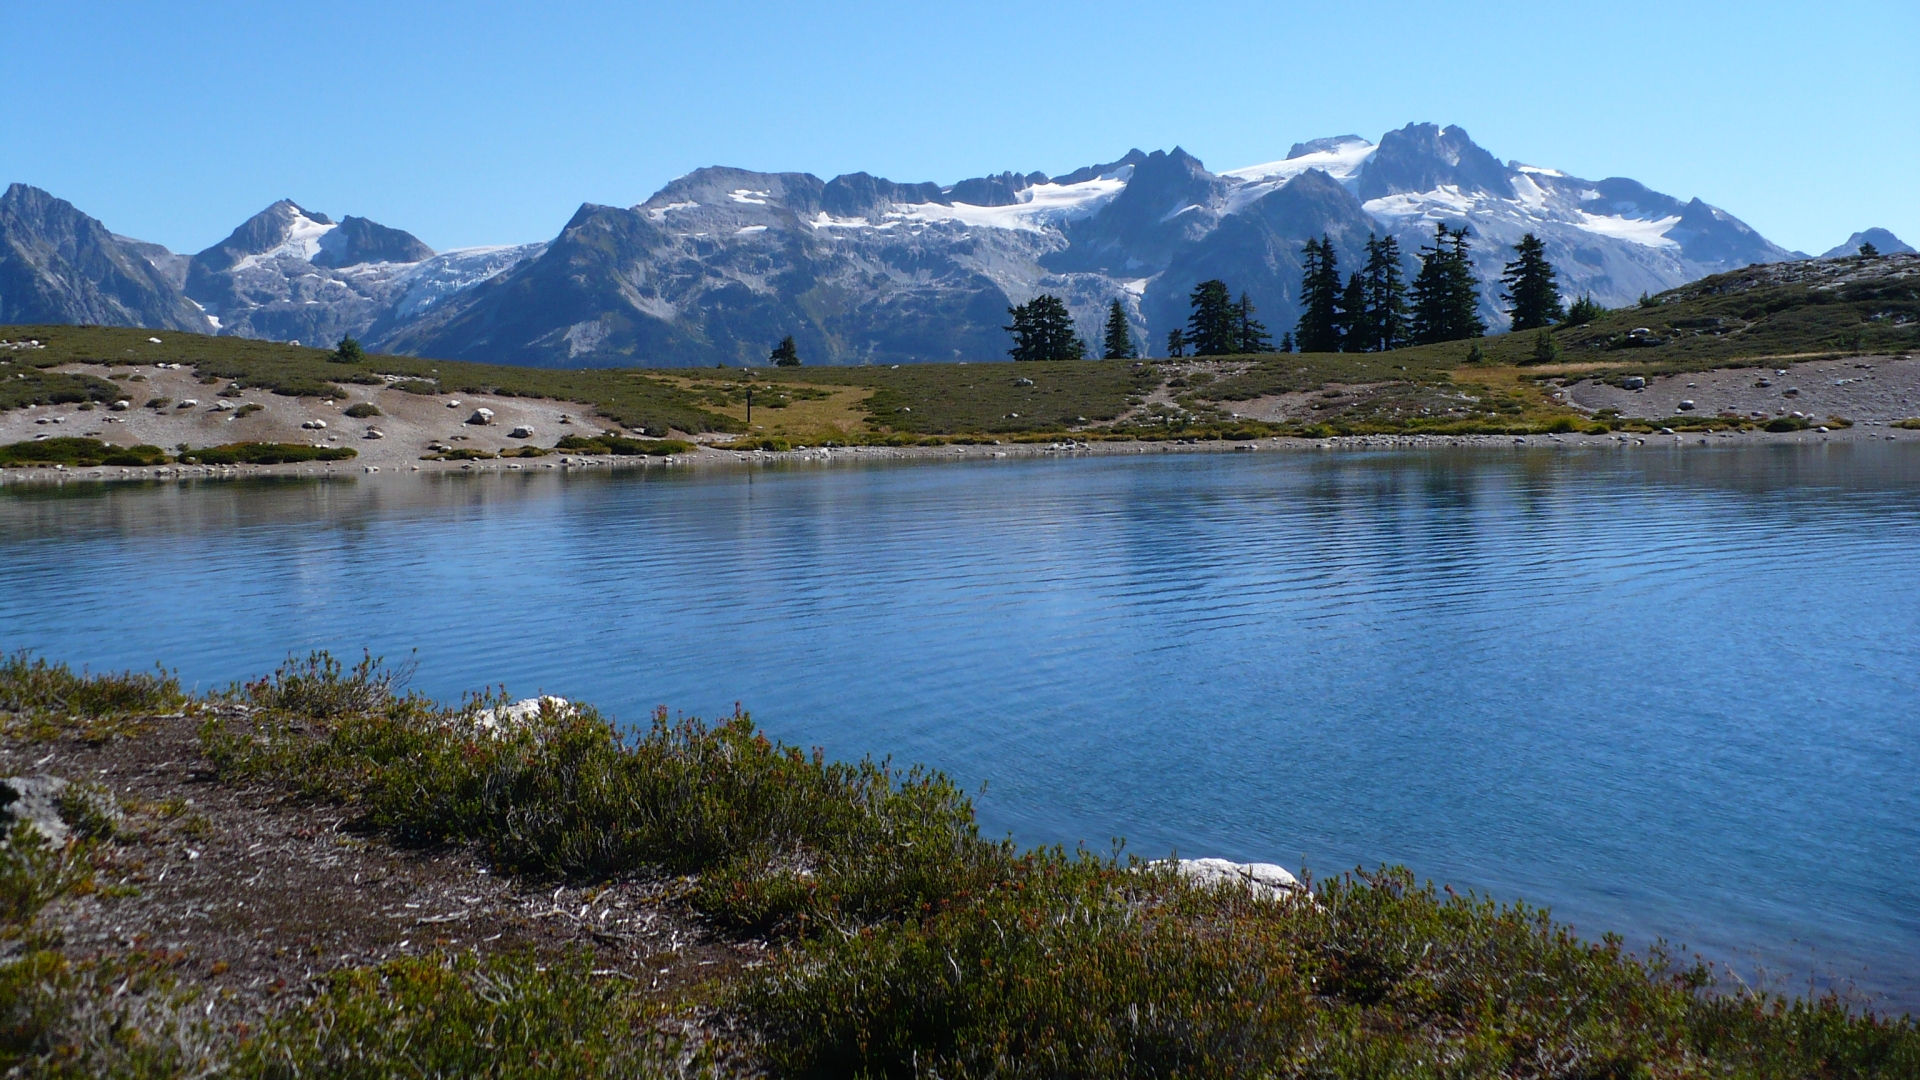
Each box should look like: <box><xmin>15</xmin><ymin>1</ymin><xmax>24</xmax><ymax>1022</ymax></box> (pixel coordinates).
<box><xmin>3</xmin><ymin>444</ymin><xmax>1918</xmax><ymax>1008</ymax></box>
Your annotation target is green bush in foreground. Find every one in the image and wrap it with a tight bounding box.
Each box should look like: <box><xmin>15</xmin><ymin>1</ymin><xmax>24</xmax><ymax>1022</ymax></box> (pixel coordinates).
<box><xmin>0</xmin><ymin>437</ymin><xmax>168</xmax><ymax>467</ymax></box>
<box><xmin>0</xmin><ymin>651</ymin><xmax>183</xmax><ymax>729</ymax></box>
<box><xmin>175</xmin><ymin>442</ymin><xmax>357</xmax><ymax>465</ymax></box>
<box><xmin>227</xmin><ymin>952</ymin><xmax>692</xmax><ymax>1080</ymax></box>
<box><xmin>205</xmin><ymin>654</ymin><xmax>1008</xmax><ymax>933</ymax></box>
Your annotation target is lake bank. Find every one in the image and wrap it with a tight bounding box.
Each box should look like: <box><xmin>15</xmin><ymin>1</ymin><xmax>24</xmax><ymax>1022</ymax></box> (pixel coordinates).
<box><xmin>3</xmin><ymin>417</ymin><xmax>1915</xmax><ymax>487</ymax></box>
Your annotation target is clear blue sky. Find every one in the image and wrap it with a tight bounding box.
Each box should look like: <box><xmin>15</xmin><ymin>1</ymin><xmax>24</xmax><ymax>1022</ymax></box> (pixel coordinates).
<box><xmin>5</xmin><ymin>0</ymin><xmax>1915</xmax><ymax>256</ymax></box>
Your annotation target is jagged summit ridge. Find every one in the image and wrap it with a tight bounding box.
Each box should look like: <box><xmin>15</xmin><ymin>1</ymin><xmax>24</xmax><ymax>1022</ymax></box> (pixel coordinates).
<box><xmin>4</xmin><ymin>122</ymin><xmax>1808</xmax><ymax>366</ymax></box>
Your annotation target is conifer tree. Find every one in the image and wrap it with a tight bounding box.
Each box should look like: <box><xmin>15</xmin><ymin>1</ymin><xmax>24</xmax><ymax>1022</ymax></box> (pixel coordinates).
<box><xmin>1279</xmin><ymin>331</ymin><xmax>1294</xmax><ymax>353</ymax></box>
<box><xmin>1235</xmin><ymin>292</ymin><xmax>1272</xmax><ymax>353</ymax></box>
<box><xmin>1165</xmin><ymin>329</ymin><xmax>1186</xmax><ymax>358</ymax></box>
<box><xmin>1860</xmin><ymin>241</ymin><xmax>1880</xmax><ymax>257</ymax></box>
<box><xmin>1005</xmin><ymin>294</ymin><xmax>1082</xmax><ymax>360</ymax></box>
<box><xmin>1101</xmin><ymin>299</ymin><xmax>1136</xmax><ymax>360</ymax></box>
<box><xmin>1409</xmin><ymin>224</ymin><xmax>1485</xmax><ymax>345</ymax></box>
<box><xmin>1336</xmin><ymin>273</ymin><xmax>1366</xmax><ymax>352</ymax></box>
<box><xmin>1186</xmin><ymin>279</ymin><xmax>1239</xmax><ymax>356</ymax></box>
<box><xmin>1355</xmin><ymin>234</ymin><xmax>1409</xmax><ymax>353</ymax></box>
<box><xmin>330</xmin><ymin>336</ymin><xmax>364</xmax><ymax>363</ymax></box>
<box><xmin>1563</xmin><ymin>295</ymin><xmax>1604</xmax><ymax>327</ymax></box>
<box><xmin>1530</xmin><ymin>328</ymin><xmax>1560</xmax><ymax>364</ymax></box>
<box><xmin>1294</xmin><ymin>236</ymin><xmax>1343</xmax><ymax>353</ymax></box>
<box><xmin>769</xmin><ymin>335</ymin><xmax>801</xmax><ymax>366</ymax></box>
<box><xmin>1501</xmin><ymin>233</ymin><xmax>1565</xmax><ymax>331</ymax></box>
<box><xmin>1446</xmin><ymin>226</ymin><xmax>1487</xmax><ymax>340</ymax></box>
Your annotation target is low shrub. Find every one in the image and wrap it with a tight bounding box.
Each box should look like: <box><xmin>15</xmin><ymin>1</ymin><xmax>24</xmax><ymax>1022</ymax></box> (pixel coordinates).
<box><xmin>1765</xmin><ymin>416</ymin><xmax>1810</xmax><ymax>432</ymax></box>
<box><xmin>175</xmin><ymin>443</ymin><xmax>357</xmax><ymax>465</ymax></box>
<box><xmin>426</xmin><ymin>447</ymin><xmax>495</xmax><ymax>460</ymax></box>
<box><xmin>233</xmin><ymin>403</ymin><xmax>263</xmax><ymax>418</ymax></box>
<box><xmin>202</xmin><ymin>654</ymin><xmax>1009</xmax><ymax>934</ymax></box>
<box><xmin>343</xmin><ymin>402</ymin><xmax>380</xmax><ymax>418</ymax></box>
<box><xmin>0</xmin><ymin>438</ymin><xmax>168</xmax><ymax>467</ymax></box>
<box><xmin>0</xmin><ymin>652</ymin><xmax>183</xmax><ymax>725</ymax></box>
<box><xmin>226</xmin><ymin>952</ymin><xmax>687</xmax><ymax>1080</ymax></box>
<box><xmin>554</xmin><ymin>434</ymin><xmax>693</xmax><ymax>456</ymax></box>
<box><xmin>1895</xmin><ymin>418</ymin><xmax>1920</xmax><ymax>430</ymax></box>
<box><xmin>389</xmin><ymin>379</ymin><xmax>441</xmax><ymax>395</ymax></box>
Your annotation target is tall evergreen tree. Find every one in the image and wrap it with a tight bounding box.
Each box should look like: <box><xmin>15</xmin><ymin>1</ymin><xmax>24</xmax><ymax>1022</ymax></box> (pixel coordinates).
<box><xmin>1335</xmin><ymin>273</ymin><xmax>1366</xmax><ymax>352</ymax></box>
<box><xmin>1165</xmin><ymin>329</ymin><xmax>1186</xmax><ymax>358</ymax></box>
<box><xmin>1294</xmin><ymin>236</ymin><xmax>1343</xmax><ymax>353</ymax></box>
<box><xmin>1352</xmin><ymin>234</ymin><xmax>1409</xmax><ymax>353</ymax></box>
<box><xmin>1005</xmin><ymin>294</ymin><xmax>1082</xmax><ymax>361</ymax></box>
<box><xmin>1186</xmin><ymin>279</ymin><xmax>1239</xmax><ymax>356</ymax></box>
<box><xmin>1445</xmin><ymin>226</ymin><xmax>1487</xmax><ymax>341</ymax></box>
<box><xmin>1235</xmin><ymin>292</ymin><xmax>1272</xmax><ymax>353</ymax></box>
<box><xmin>1500</xmin><ymin>233</ymin><xmax>1565</xmax><ymax>331</ymax></box>
<box><xmin>1409</xmin><ymin>224</ymin><xmax>1485</xmax><ymax>345</ymax></box>
<box><xmin>1279</xmin><ymin>331</ymin><xmax>1294</xmax><ymax>353</ymax></box>
<box><xmin>769</xmin><ymin>335</ymin><xmax>801</xmax><ymax>366</ymax></box>
<box><xmin>1101</xmin><ymin>299</ymin><xmax>1136</xmax><ymax>360</ymax></box>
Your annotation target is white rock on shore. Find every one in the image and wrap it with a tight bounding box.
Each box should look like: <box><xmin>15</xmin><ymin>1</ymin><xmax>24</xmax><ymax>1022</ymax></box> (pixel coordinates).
<box><xmin>454</xmin><ymin>695</ymin><xmax>574</xmax><ymax>738</ymax></box>
<box><xmin>1166</xmin><ymin>857</ymin><xmax>1302</xmax><ymax>900</ymax></box>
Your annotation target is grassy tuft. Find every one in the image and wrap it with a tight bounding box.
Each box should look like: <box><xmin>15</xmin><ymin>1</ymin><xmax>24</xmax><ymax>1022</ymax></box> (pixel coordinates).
<box><xmin>0</xmin><ymin>652</ymin><xmax>183</xmax><ymax>738</ymax></box>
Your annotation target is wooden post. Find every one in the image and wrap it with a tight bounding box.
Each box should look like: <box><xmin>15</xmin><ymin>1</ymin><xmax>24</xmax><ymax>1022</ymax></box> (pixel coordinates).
<box><xmin>746</xmin><ymin>388</ymin><xmax>753</xmax><ymax>426</ymax></box>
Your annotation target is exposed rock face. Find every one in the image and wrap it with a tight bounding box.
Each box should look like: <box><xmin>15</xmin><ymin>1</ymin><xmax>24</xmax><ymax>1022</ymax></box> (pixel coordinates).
<box><xmin>1</xmin><ymin>774</ymin><xmax>72</xmax><ymax>844</ymax></box>
<box><xmin>0</xmin><ymin>184</ymin><xmax>214</xmax><ymax>332</ymax></box>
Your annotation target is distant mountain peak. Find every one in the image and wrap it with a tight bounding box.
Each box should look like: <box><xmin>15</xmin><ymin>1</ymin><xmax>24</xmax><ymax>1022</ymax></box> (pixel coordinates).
<box><xmin>1356</xmin><ymin>122</ymin><xmax>1512</xmax><ymax>202</ymax></box>
<box><xmin>1821</xmin><ymin>227</ymin><xmax>1914</xmax><ymax>258</ymax></box>
<box><xmin>1286</xmin><ymin>135</ymin><xmax>1370</xmax><ymax>160</ymax></box>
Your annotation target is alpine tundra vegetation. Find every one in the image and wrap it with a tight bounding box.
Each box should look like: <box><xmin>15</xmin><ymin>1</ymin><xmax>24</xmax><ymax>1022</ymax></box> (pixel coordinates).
<box><xmin>3</xmin><ymin>652</ymin><xmax>1917</xmax><ymax>1078</ymax></box>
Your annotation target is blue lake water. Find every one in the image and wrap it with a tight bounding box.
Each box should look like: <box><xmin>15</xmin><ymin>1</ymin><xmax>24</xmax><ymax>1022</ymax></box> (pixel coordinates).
<box><xmin>3</xmin><ymin>445</ymin><xmax>1917</xmax><ymax>1008</ymax></box>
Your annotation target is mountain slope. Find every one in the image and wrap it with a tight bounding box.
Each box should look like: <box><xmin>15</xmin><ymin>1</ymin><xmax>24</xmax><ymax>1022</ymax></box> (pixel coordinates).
<box><xmin>0</xmin><ymin>184</ymin><xmax>213</xmax><ymax>332</ymax></box>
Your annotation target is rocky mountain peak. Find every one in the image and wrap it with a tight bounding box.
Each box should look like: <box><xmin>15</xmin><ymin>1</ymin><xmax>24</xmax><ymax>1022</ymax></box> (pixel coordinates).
<box><xmin>312</xmin><ymin>216</ymin><xmax>434</xmax><ymax>268</ymax></box>
<box><xmin>0</xmin><ymin>183</ymin><xmax>214</xmax><ymax>331</ymax></box>
<box><xmin>1821</xmin><ymin>228</ymin><xmax>1914</xmax><ymax>258</ymax></box>
<box><xmin>1356</xmin><ymin>122</ymin><xmax>1513</xmax><ymax>202</ymax></box>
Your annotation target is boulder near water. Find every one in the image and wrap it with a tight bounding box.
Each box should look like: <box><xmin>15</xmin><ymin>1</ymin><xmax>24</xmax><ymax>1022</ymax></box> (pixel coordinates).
<box><xmin>1165</xmin><ymin>857</ymin><xmax>1302</xmax><ymax>901</ymax></box>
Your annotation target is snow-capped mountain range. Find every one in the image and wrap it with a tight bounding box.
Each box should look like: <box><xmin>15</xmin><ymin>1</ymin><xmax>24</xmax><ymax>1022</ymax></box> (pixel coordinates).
<box><xmin>2</xmin><ymin>123</ymin><xmax>1907</xmax><ymax>367</ymax></box>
